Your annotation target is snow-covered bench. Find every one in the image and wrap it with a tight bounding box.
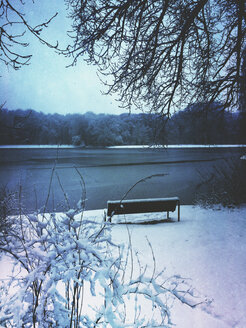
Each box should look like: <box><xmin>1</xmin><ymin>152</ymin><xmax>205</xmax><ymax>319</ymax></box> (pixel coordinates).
<box><xmin>106</xmin><ymin>197</ymin><xmax>180</xmax><ymax>222</ymax></box>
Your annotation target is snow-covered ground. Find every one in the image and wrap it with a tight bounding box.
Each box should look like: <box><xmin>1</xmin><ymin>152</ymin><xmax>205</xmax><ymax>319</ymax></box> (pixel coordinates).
<box><xmin>1</xmin><ymin>205</ymin><xmax>246</xmax><ymax>327</ymax></box>
<box><xmin>0</xmin><ymin>145</ymin><xmax>75</xmax><ymax>149</ymax></box>
<box><xmin>108</xmin><ymin>144</ymin><xmax>246</xmax><ymax>149</ymax></box>
<box><xmin>74</xmin><ymin>205</ymin><xmax>246</xmax><ymax>327</ymax></box>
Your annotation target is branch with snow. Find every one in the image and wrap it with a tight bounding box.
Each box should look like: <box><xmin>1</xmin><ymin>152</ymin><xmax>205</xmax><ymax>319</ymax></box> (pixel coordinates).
<box><xmin>0</xmin><ymin>169</ymin><xmax>211</xmax><ymax>327</ymax></box>
<box><xmin>0</xmin><ymin>207</ymin><xmax>210</xmax><ymax>327</ymax></box>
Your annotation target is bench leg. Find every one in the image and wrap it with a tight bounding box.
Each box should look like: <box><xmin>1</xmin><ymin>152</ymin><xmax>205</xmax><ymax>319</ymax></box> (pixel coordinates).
<box><xmin>167</xmin><ymin>211</ymin><xmax>169</xmax><ymax>219</ymax></box>
<box><xmin>105</xmin><ymin>216</ymin><xmax>112</xmax><ymax>223</ymax></box>
<box><xmin>178</xmin><ymin>200</ymin><xmax>180</xmax><ymax>222</ymax></box>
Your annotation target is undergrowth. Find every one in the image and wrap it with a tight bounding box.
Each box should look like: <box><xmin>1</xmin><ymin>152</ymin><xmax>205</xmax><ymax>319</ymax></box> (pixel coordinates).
<box><xmin>0</xmin><ymin>168</ymin><xmax>209</xmax><ymax>327</ymax></box>
<box><xmin>195</xmin><ymin>157</ymin><xmax>246</xmax><ymax>207</ymax></box>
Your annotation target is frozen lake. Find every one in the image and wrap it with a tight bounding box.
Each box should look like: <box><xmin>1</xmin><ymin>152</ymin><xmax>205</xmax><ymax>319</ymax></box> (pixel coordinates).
<box><xmin>0</xmin><ymin>146</ymin><xmax>245</xmax><ymax>212</ymax></box>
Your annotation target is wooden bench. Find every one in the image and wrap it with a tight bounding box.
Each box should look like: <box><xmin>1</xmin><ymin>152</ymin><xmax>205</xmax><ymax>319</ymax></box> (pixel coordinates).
<box><xmin>106</xmin><ymin>197</ymin><xmax>180</xmax><ymax>222</ymax></box>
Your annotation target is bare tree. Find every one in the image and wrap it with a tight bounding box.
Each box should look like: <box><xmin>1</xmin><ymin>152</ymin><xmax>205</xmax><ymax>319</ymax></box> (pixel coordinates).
<box><xmin>65</xmin><ymin>0</ymin><xmax>246</xmax><ymax>115</ymax></box>
<box><xmin>0</xmin><ymin>0</ymin><xmax>59</xmax><ymax>70</ymax></box>
<box><xmin>0</xmin><ymin>0</ymin><xmax>61</xmax><ymax>135</ymax></box>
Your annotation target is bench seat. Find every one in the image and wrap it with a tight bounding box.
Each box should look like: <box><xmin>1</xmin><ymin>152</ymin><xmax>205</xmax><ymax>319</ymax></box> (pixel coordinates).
<box><xmin>107</xmin><ymin>197</ymin><xmax>180</xmax><ymax>222</ymax></box>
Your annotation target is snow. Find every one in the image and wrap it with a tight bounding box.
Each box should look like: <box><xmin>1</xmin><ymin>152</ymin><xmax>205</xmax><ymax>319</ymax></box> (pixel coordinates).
<box><xmin>70</xmin><ymin>205</ymin><xmax>246</xmax><ymax>327</ymax></box>
<box><xmin>108</xmin><ymin>144</ymin><xmax>246</xmax><ymax>149</ymax></box>
<box><xmin>1</xmin><ymin>144</ymin><xmax>246</xmax><ymax>149</ymax></box>
<box><xmin>1</xmin><ymin>205</ymin><xmax>246</xmax><ymax>327</ymax></box>
<box><xmin>116</xmin><ymin>206</ymin><xmax>246</xmax><ymax>327</ymax></box>
<box><xmin>0</xmin><ymin>145</ymin><xmax>75</xmax><ymax>149</ymax></box>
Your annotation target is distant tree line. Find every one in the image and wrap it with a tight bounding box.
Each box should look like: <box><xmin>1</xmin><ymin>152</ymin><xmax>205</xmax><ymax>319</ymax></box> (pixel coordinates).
<box><xmin>0</xmin><ymin>103</ymin><xmax>245</xmax><ymax>146</ymax></box>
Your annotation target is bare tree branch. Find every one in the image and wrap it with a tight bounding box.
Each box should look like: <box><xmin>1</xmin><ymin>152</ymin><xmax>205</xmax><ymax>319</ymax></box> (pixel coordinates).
<box><xmin>0</xmin><ymin>0</ymin><xmax>59</xmax><ymax>70</ymax></box>
<box><xmin>65</xmin><ymin>0</ymin><xmax>246</xmax><ymax>114</ymax></box>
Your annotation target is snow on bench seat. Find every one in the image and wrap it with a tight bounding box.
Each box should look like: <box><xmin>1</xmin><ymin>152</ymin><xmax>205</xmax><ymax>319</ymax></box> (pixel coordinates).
<box><xmin>107</xmin><ymin>197</ymin><xmax>180</xmax><ymax>222</ymax></box>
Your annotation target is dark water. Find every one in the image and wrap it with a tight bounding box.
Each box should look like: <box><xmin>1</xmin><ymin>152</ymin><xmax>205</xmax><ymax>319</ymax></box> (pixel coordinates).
<box><xmin>0</xmin><ymin>147</ymin><xmax>245</xmax><ymax>212</ymax></box>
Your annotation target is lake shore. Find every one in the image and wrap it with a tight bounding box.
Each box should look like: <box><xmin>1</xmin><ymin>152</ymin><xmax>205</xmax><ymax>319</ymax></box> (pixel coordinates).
<box><xmin>1</xmin><ymin>144</ymin><xmax>246</xmax><ymax>149</ymax></box>
<box><xmin>0</xmin><ymin>147</ymin><xmax>245</xmax><ymax>212</ymax></box>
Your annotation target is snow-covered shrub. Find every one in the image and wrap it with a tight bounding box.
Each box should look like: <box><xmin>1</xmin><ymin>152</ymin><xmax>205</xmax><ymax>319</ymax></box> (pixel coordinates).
<box><xmin>0</xmin><ymin>169</ymin><xmax>210</xmax><ymax>327</ymax></box>
<box><xmin>72</xmin><ymin>135</ymin><xmax>82</xmax><ymax>146</ymax></box>
<box><xmin>0</xmin><ymin>205</ymin><xmax>208</xmax><ymax>327</ymax></box>
<box><xmin>0</xmin><ymin>186</ymin><xmax>17</xmax><ymax>245</ymax></box>
<box><xmin>195</xmin><ymin>157</ymin><xmax>246</xmax><ymax>207</ymax></box>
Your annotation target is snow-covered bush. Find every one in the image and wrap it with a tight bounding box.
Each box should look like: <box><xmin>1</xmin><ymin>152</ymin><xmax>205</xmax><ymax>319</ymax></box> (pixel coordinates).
<box><xmin>0</xmin><ymin>206</ymin><xmax>209</xmax><ymax>327</ymax></box>
<box><xmin>195</xmin><ymin>157</ymin><xmax>246</xmax><ymax>207</ymax></box>
<box><xmin>72</xmin><ymin>135</ymin><xmax>82</xmax><ymax>146</ymax></box>
<box><xmin>0</xmin><ymin>186</ymin><xmax>17</xmax><ymax>245</ymax></box>
<box><xmin>0</xmin><ymin>170</ymin><xmax>209</xmax><ymax>327</ymax></box>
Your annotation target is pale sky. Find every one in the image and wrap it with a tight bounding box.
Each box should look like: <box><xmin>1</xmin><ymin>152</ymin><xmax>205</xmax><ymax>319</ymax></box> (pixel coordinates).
<box><xmin>0</xmin><ymin>0</ymin><xmax>125</xmax><ymax>115</ymax></box>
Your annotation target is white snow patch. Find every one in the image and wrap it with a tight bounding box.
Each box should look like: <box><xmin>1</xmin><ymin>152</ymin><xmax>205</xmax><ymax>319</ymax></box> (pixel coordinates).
<box><xmin>75</xmin><ymin>205</ymin><xmax>246</xmax><ymax>327</ymax></box>
<box><xmin>0</xmin><ymin>145</ymin><xmax>75</xmax><ymax>149</ymax></box>
<box><xmin>108</xmin><ymin>205</ymin><xmax>246</xmax><ymax>328</ymax></box>
<box><xmin>108</xmin><ymin>144</ymin><xmax>246</xmax><ymax>149</ymax></box>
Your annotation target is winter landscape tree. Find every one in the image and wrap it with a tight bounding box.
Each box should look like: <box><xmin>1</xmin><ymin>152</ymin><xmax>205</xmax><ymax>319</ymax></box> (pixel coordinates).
<box><xmin>66</xmin><ymin>0</ymin><xmax>246</xmax><ymax>115</ymax></box>
<box><xmin>1</xmin><ymin>107</ymin><xmax>245</xmax><ymax>145</ymax></box>
<box><xmin>0</xmin><ymin>0</ymin><xmax>59</xmax><ymax>70</ymax></box>
<box><xmin>0</xmin><ymin>0</ymin><xmax>60</xmax><ymax>138</ymax></box>
<box><xmin>1</xmin><ymin>1</ymin><xmax>245</xmax><ymax>115</ymax></box>
<box><xmin>1</xmin><ymin>2</ymin><xmax>245</xmax><ymax>326</ymax></box>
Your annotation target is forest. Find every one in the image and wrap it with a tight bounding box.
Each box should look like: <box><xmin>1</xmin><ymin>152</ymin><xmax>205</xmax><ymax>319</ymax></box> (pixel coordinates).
<box><xmin>0</xmin><ymin>103</ymin><xmax>245</xmax><ymax>146</ymax></box>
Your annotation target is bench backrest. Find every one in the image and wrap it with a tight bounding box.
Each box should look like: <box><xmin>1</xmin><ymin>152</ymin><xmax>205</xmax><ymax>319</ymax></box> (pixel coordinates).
<box><xmin>107</xmin><ymin>197</ymin><xmax>179</xmax><ymax>216</ymax></box>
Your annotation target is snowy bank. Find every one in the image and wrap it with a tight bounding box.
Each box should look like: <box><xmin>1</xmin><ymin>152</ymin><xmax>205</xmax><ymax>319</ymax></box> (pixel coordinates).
<box><xmin>1</xmin><ymin>144</ymin><xmax>246</xmax><ymax>149</ymax></box>
<box><xmin>1</xmin><ymin>205</ymin><xmax>246</xmax><ymax>327</ymax></box>
<box><xmin>108</xmin><ymin>144</ymin><xmax>246</xmax><ymax>149</ymax></box>
<box><xmin>65</xmin><ymin>205</ymin><xmax>246</xmax><ymax>327</ymax></box>
<box><xmin>0</xmin><ymin>145</ymin><xmax>75</xmax><ymax>149</ymax></box>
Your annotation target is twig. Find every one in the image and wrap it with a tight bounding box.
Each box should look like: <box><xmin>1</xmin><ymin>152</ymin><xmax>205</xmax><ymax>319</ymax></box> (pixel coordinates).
<box><xmin>108</xmin><ymin>173</ymin><xmax>168</xmax><ymax>222</ymax></box>
<box><xmin>146</xmin><ymin>236</ymin><xmax>156</xmax><ymax>282</ymax></box>
<box><xmin>56</xmin><ymin>171</ymin><xmax>70</xmax><ymax>210</ymax></box>
<box><xmin>43</xmin><ymin>162</ymin><xmax>56</xmax><ymax>216</ymax></box>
